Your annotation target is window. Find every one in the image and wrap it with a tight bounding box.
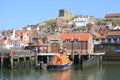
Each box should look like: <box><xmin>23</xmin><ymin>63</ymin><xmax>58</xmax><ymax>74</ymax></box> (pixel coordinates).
<box><xmin>108</xmin><ymin>39</ymin><xmax>111</xmax><ymax>41</ymax></box>
<box><xmin>96</xmin><ymin>39</ymin><xmax>99</xmax><ymax>41</ymax></box>
<box><xmin>32</xmin><ymin>37</ymin><xmax>38</xmax><ymax>41</ymax></box>
<box><xmin>113</xmin><ymin>39</ymin><xmax>117</xmax><ymax>41</ymax></box>
<box><xmin>74</xmin><ymin>39</ymin><xmax>79</xmax><ymax>42</ymax></box>
<box><xmin>65</xmin><ymin>39</ymin><xmax>71</xmax><ymax>43</ymax></box>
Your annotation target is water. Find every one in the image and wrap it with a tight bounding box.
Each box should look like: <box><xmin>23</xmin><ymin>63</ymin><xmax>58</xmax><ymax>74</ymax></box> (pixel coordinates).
<box><xmin>0</xmin><ymin>63</ymin><xmax>120</xmax><ymax>80</ymax></box>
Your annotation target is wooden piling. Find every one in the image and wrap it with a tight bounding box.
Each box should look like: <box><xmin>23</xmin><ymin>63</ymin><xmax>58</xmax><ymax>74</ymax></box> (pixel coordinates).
<box><xmin>80</xmin><ymin>55</ymin><xmax>83</xmax><ymax>70</ymax></box>
<box><xmin>99</xmin><ymin>55</ymin><xmax>102</xmax><ymax>63</ymax></box>
<box><xmin>35</xmin><ymin>52</ymin><xmax>38</xmax><ymax>66</ymax></box>
<box><xmin>29</xmin><ymin>55</ymin><xmax>32</xmax><ymax>67</ymax></box>
<box><xmin>10</xmin><ymin>55</ymin><xmax>13</xmax><ymax>69</ymax></box>
<box><xmin>17</xmin><ymin>56</ymin><xmax>20</xmax><ymax>68</ymax></box>
<box><xmin>47</xmin><ymin>56</ymin><xmax>49</xmax><ymax>64</ymax></box>
<box><xmin>1</xmin><ymin>56</ymin><xmax>3</xmax><ymax>68</ymax></box>
<box><xmin>23</xmin><ymin>56</ymin><xmax>26</xmax><ymax>68</ymax></box>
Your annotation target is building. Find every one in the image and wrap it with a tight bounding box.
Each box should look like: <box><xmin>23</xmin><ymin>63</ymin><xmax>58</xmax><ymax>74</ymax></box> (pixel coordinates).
<box><xmin>59</xmin><ymin>9</ymin><xmax>74</xmax><ymax>18</ymax></box>
<box><xmin>93</xmin><ymin>27</ymin><xmax>120</xmax><ymax>53</ymax></box>
<box><xmin>105</xmin><ymin>13</ymin><xmax>120</xmax><ymax>18</ymax></box>
<box><xmin>59</xmin><ymin>32</ymin><xmax>94</xmax><ymax>54</ymax></box>
<box><xmin>72</xmin><ymin>15</ymin><xmax>95</xmax><ymax>28</ymax></box>
<box><xmin>47</xmin><ymin>32</ymin><xmax>94</xmax><ymax>54</ymax></box>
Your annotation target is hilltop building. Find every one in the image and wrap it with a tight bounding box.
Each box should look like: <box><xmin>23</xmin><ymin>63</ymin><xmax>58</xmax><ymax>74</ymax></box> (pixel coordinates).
<box><xmin>73</xmin><ymin>15</ymin><xmax>95</xmax><ymax>28</ymax></box>
<box><xmin>105</xmin><ymin>13</ymin><xmax>120</xmax><ymax>18</ymax></box>
<box><xmin>59</xmin><ymin>9</ymin><xmax>74</xmax><ymax>18</ymax></box>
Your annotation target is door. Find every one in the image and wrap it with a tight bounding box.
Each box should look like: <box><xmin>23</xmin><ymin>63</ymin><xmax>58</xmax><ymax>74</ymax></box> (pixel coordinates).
<box><xmin>51</xmin><ymin>42</ymin><xmax>60</xmax><ymax>53</ymax></box>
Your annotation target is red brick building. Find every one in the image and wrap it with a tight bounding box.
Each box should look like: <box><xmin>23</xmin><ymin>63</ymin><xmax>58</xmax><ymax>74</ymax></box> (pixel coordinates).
<box><xmin>58</xmin><ymin>32</ymin><xmax>94</xmax><ymax>54</ymax></box>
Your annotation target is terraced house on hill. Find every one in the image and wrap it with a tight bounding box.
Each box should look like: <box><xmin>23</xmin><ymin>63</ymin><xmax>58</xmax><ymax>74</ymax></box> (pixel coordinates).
<box><xmin>93</xmin><ymin>26</ymin><xmax>120</xmax><ymax>54</ymax></box>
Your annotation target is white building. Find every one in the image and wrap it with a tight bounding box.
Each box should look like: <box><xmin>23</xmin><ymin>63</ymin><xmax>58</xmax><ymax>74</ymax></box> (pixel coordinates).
<box><xmin>72</xmin><ymin>15</ymin><xmax>95</xmax><ymax>28</ymax></box>
<box><xmin>112</xmin><ymin>26</ymin><xmax>120</xmax><ymax>30</ymax></box>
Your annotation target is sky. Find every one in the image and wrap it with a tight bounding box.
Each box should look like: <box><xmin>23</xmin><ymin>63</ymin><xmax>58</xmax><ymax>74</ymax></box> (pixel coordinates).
<box><xmin>0</xmin><ymin>0</ymin><xmax>120</xmax><ymax>30</ymax></box>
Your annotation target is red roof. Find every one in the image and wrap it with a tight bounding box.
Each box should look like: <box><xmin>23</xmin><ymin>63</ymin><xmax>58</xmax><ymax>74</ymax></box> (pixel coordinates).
<box><xmin>16</xmin><ymin>30</ymin><xmax>27</xmax><ymax>37</ymax></box>
<box><xmin>0</xmin><ymin>40</ymin><xmax>5</xmax><ymax>44</ymax></box>
<box><xmin>58</xmin><ymin>33</ymin><xmax>91</xmax><ymax>41</ymax></box>
<box><xmin>105</xmin><ymin>13</ymin><xmax>120</xmax><ymax>17</ymax></box>
<box><xmin>32</xmin><ymin>40</ymin><xmax>44</xmax><ymax>46</ymax></box>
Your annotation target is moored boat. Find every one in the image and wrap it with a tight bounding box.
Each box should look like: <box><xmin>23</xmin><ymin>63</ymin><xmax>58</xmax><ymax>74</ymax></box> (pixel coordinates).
<box><xmin>47</xmin><ymin>48</ymin><xmax>73</xmax><ymax>70</ymax></box>
<box><xmin>47</xmin><ymin>61</ymin><xmax>73</xmax><ymax>70</ymax></box>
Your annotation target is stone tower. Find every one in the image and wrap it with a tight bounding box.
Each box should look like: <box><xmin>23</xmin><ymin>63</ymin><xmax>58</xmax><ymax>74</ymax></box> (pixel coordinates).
<box><xmin>59</xmin><ymin>9</ymin><xmax>74</xmax><ymax>17</ymax></box>
<box><xmin>59</xmin><ymin>9</ymin><xmax>67</xmax><ymax>17</ymax></box>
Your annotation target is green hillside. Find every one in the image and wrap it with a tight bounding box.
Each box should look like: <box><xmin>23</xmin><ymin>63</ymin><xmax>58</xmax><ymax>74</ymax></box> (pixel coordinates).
<box><xmin>37</xmin><ymin>17</ymin><xmax>73</xmax><ymax>28</ymax></box>
<box><xmin>96</xmin><ymin>18</ymin><xmax>120</xmax><ymax>25</ymax></box>
<box><xmin>37</xmin><ymin>17</ymin><xmax>120</xmax><ymax>29</ymax></box>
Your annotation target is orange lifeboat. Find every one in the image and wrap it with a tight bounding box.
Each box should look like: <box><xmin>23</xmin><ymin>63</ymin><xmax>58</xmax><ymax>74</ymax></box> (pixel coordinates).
<box><xmin>47</xmin><ymin>51</ymin><xmax>73</xmax><ymax>70</ymax></box>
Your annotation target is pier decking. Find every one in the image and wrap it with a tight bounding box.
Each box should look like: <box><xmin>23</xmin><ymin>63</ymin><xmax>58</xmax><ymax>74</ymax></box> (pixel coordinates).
<box><xmin>0</xmin><ymin>50</ymin><xmax>105</xmax><ymax>69</ymax></box>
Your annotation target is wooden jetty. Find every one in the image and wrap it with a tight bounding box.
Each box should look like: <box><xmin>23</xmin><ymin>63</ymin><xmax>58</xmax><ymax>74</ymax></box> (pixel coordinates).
<box><xmin>0</xmin><ymin>50</ymin><xmax>36</xmax><ymax>69</ymax></box>
<box><xmin>0</xmin><ymin>50</ymin><xmax>105</xmax><ymax>69</ymax></box>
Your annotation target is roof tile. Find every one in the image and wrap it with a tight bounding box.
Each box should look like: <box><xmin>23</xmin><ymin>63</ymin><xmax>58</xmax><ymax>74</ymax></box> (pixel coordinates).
<box><xmin>59</xmin><ymin>33</ymin><xmax>90</xmax><ymax>41</ymax></box>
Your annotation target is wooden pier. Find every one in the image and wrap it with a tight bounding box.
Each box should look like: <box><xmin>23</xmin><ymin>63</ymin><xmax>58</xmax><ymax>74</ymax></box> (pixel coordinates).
<box><xmin>0</xmin><ymin>50</ymin><xmax>105</xmax><ymax>69</ymax></box>
<box><xmin>0</xmin><ymin>50</ymin><xmax>36</xmax><ymax>69</ymax></box>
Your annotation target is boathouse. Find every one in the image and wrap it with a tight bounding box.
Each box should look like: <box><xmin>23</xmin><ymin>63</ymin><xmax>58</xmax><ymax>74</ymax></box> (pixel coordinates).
<box><xmin>47</xmin><ymin>32</ymin><xmax>94</xmax><ymax>54</ymax></box>
<box><xmin>58</xmin><ymin>32</ymin><xmax>94</xmax><ymax>54</ymax></box>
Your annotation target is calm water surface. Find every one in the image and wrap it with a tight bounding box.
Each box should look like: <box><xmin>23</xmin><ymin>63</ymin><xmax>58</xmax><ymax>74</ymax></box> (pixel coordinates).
<box><xmin>0</xmin><ymin>64</ymin><xmax>120</xmax><ymax>80</ymax></box>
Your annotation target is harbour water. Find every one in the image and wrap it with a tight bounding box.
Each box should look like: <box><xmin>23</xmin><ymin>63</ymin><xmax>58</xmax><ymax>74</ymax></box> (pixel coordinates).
<box><xmin>0</xmin><ymin>63</ymin><xmax>120</xmax><ymax>80</ymax></box>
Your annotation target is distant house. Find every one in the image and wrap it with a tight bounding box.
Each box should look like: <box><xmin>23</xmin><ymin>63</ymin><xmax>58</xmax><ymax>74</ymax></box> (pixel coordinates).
<box><xmin>0</xmin><ymin>39</ymin><xmax>28</xmax><ymax>50</ymax></box>
<box><xmin>16</xmin><ymin>29</ymin><xmax>39</xmax><ymax>45</ymax></box>
<box><xmin>18</xmin><ymin>40</ymin><xmax>28</xmax><ymax>49</ymax></box>
<box><xmin>105</xmin><ymin>13</ymin><xmax>120</xmax><ymax>18</ymax></box>
<box><xmin>93</xmin><ymin>28</ymin><xmax>120</xmax><ymax>53</ymax></box>
<box><xmin>0</xmin><ymin>40</ymin><xmax>14</xmax><ymax>49</ymax></box>
<box><xmin>106</xmin><ymin>30</ymin><xmax>120</xmax><ymax>43</ymax></box>
<box><xmin>28</xmin><ymin>30</ymin><xmax>39</xmax><ymax>43</ymax></box>
<box><xmin>16</xmin><ymin>29</ymin><xmax>27</xmax><ymax>41</ymax></box>
<box><xmin>1</xmin><ymin>29</ymin><xmax>16</xmax><ymax>40</ymax></box>
<box><xmin>0</xmin><ymin>40</ymin><xmax>5</xmax><ymax>50</ymax></box>
<box><xmin>112</xmin><ymin>26</ymin><xmax>120</xmax><ymax>30</ymax></box>
<box><xmin>90</xmin><ymin>25</ymin><xmax>109</xmax><ymax>45</ymax></box>
<box><xmin>72</xmin><ymin>15</ymin><xmax>95</xmax><ymax>28</ymax></box>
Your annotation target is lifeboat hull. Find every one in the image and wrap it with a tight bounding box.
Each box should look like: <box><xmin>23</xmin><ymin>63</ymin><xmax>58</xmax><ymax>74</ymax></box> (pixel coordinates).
<box><xmin>47</xmin><ymin>61</ymin><xmax>73</xmax><ymax>70</ymax></box>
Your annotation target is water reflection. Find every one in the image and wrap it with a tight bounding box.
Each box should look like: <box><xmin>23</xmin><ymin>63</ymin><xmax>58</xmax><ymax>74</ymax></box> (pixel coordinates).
<box><xmin>71</xmin><ymin>64</ymin><xmax>104</xmax><ymax>80</ymax></box>
<box><xmin>1</xmin><ymin>64</ymin><xmax>120</xmax><ymax>80</ymax></box>
<box><xmin>50</xmin><ymin>70</ymin><xmax>71</xmax><ymax>80</ymax></box>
